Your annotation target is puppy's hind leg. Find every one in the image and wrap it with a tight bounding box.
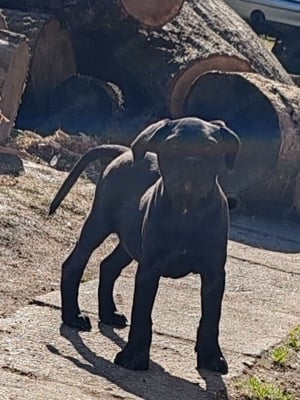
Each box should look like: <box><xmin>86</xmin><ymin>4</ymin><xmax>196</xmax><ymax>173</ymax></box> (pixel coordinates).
<box><xmin>99</xmin><ymin>243</ymin><xmax>132</xmax><ymax>328</ymax></box>
<box><xmin>61</xmin><ymin>209</ymin><xmax>110</xmax><ymax>331</ymax></box>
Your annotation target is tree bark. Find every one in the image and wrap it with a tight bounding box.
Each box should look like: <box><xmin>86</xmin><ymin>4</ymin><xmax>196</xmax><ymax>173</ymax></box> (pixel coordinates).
<box><xmin>0</xmin><ymin>29</ymin><xmax>29</xmax><ymax>144</ymax></box>
<box><xmin>0</xmin><ymin>9</ymin><xmax>76</xmax><ymax>130</ymax></box>
<box><xmin>183</xmin><ymin>70</ymin><xmax>300</xmax><ymax>210</ymax></box>
<box><xmin>0</xmin><ymin>0</ymin><xmax>185</xmax><ymax>29</ymax></box>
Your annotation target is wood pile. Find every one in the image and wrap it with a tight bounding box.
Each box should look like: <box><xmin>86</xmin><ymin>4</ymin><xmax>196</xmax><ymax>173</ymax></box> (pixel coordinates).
<box><xmin>0</xmin><ymin>0</ymin><xmax>298</xmax><ymax>214</ymax></box>
<box><xmin>0</xmin><ymin>29</ymin><xmax>29</xmax><ymax>143</ymax></box>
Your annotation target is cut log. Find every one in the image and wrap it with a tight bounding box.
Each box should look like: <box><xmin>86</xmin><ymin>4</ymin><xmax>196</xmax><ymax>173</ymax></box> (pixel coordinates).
<box><xmin>48</xmin><ymin>75</ymin><xmax>124</xmax><ymax>136</ymax></box>
<box><xmin>119</xmin><ymin>0</ymin><xmax>185</xmax><ymax>27</ymax></box>
<box><xmin>71</xmin><ymin>0</ymin><xmax>292</xmax><ymax>127</ymax></box>
<box><xmin>0</xmin><ymin>0</ymin><xmax>185</xmax><ymax>29</ymax></box>
<box><xmin>0</xmin><ymin>9</ymin><xmax>76</xmax><ymax>130</ymax></box>
<box><xmin>183</xmin><ymin>71</ymin><xmax>300</xmax><ymax>210</ymax></box>
<box><xmin>0</xmin><ymin>29</ymin><xmax>29</xmax><ymax>144</ymax></box>
<box><xmin>170</xmin><ymin>0</ymin><xmax>293</xmax><ymax>116</ymax></box>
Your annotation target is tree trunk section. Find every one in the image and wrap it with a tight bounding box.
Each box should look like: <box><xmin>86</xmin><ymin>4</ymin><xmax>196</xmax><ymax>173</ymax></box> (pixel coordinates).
<box><xmin>170</xmin><ymin>0</ymin><xmax>293</xmax><ymax>116</ymax></box>
<box><xmin>71</xmin><ymin>0</ymin><xmax>292</xmax><ymax>126</ymax></box>
<box><xmin>0</xmin><ymin>30</ymin><xmax>29</xmax><ymax>144</ymax></box>
<box><xmin>0</xmin><ymin>9</ymin><xmax>76</xmax><ymax>130</ymax></box>
<box><xmin>47</xmin><ymin>75</ymin><xmax>124</xmax><ymax>136</ymax></box>
<box><xmin>183</xmin><ymin>71</ymin><xmax>300</xmax><ymax>211</ymax></box>
<box><xmin>120</xmin><ymin>0</ymin><xmax>185</xmax><ymax>27</ymax></box>
<box><xmin>93</xmin><ymin>1</ymin><xmax>254</xmax><ymax>120</ymax></box>
<box><xmin>0</xmin><ymin>0</ymin><xmax>185</xmax><ymax>29</ymax></box>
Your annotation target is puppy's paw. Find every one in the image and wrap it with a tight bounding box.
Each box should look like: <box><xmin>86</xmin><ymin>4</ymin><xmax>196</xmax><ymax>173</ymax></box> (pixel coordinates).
<box><xmin>100</xmin><ymin>312</ymin><xmax>127</xmax><ymax>328</ymax></box>
<box><xmin>62</xmin><ymin>313</ymin><xmax>92</xmax><ymax>331</ymax></box>
<box><xmin>197</xmin><ymin>350</ymin><xmax>228</xmax><ymax>375</ymax></box>
<box><xmin>114</xmin><ymin>347</ymin><xmax>149</xmax><ymax>370</ymax></box>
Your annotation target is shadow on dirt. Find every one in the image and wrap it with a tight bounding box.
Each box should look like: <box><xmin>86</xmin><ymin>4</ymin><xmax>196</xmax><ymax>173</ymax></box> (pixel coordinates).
<box><xmin>46</xmin><ymin>324</ymin><xmax>228</xmax><ymax>400</ymax></box>
<box><xmin>230</xmin><ymin>215</ymin><xmax>300</xmax><ymax>254</ymax></box>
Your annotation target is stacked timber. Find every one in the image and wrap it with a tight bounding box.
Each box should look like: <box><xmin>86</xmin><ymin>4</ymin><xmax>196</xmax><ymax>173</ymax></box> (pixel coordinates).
<box><xmin>0</xmin><ymin>29</ymin><xmax>29</xmax><ymax>143</ymax></box>
<box><xmin>0</xmin><ymin>0</ymin><xmax>186</xmax><ymax>29</ymax></box>
<box><xmin>0</xmin><ymin>0</ymin><xmax>298</xmax><ymax>214</ymax></box>
<box><xmin>0</xmin><ymin>8</ymin><xmax>76</xmax><ymax>131</ymax></box>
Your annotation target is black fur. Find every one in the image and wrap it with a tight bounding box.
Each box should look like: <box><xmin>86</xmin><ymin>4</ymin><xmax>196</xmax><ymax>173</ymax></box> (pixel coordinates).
<box><xmin>49</xmin><ymin>117</ymin><xmax>240</xmax><ymax>374</ymax></box>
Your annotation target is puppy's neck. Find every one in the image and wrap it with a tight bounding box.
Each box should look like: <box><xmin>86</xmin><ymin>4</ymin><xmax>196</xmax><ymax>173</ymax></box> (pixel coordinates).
<box><xmin>158</xmin><ymin>178</ymin><xmax>219</xmax><ymax>215</ymax></box>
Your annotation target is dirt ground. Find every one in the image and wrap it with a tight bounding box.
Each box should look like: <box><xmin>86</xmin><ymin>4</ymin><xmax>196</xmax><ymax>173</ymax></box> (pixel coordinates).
<box><xmin>0</xmin><ymin>146</ymin><xmax>299</xmax><ymax>399</ymax></box>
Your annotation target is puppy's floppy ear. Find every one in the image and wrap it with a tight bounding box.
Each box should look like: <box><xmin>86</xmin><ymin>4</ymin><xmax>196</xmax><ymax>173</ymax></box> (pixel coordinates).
<box><xmin>131</xmin><ymin>119</ymin><xmax>172</xmax><ymax>161</ymax></box>
<box><xmin>211</xmin><ymin>120</ymin><xmax>240</xmax><ymax>170</ymax></box>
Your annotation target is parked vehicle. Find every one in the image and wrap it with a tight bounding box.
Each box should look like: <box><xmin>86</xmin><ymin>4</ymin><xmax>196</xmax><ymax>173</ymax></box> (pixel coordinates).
<box><xmin>225</xmin><ymin>0</ymin><xmax>300</xmax><ymax>27</ymax></box>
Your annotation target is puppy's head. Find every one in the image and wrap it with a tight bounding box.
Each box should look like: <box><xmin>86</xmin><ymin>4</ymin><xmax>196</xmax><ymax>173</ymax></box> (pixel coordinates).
<box><xmin>131</xmin><ymin>117</ymin><xmax>240</xmax><ymax>211</ymax></box>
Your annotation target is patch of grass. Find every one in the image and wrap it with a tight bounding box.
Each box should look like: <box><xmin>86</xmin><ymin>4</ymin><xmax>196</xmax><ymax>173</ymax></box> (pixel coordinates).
<box><xmin>243</xmin><ymin>375</ymin><xmax>295</xmax><ymax>400</ymax></box>
<box><xmin>287</xmin><ymin>325</ymin><xmax>300</xmax><ymax>351</ymax></box>
<box><xmin>271</xmin><ymin>346</ymin><xmax>290</xmax><ymax>367</ymax></box>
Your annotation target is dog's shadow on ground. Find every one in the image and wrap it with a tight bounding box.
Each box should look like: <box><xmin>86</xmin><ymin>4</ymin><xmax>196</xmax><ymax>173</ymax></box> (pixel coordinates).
<box><xmin>46</xmin><ymin>324</ymin><xmax>228</xmax><ymax>400</ymax></box>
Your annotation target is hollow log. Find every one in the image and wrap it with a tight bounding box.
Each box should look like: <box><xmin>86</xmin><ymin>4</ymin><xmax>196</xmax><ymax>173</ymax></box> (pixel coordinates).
<box><xmin>0</xmin><ymin>30</ymin><xmax>29</xmax><ymax>144</ymax></box>
<box><xmin>170</xmin><ymin>0</ymin><xmax>293</xmax><ymax>116</ymax></box>
<box><xmin>48</xmin><ymin>75</ymin><xmax>124</xmax><ymax>136</ymax></box>
<box><xmin>183</xmin><ymin>71</ymin><xmax>300</xmax><ymax>210</ymax></box>
<box><xmin>71</xmin><ymin>0</ymin><xmax>292</xmax><ymax>127</ymax></box>
<box><xmin>0</xmin><ymin>0</ymin><xmax>185</xmax><ymax>30</ymax></box>
<box><xmin>0</xmin><ymin>9</ymin><xmax>76</xmax><ymax>131</ymax></box>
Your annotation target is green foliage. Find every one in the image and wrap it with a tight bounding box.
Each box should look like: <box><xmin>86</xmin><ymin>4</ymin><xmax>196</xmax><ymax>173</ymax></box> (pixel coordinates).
<box><xmin>271</xmin><ymin>346</ymin><xmax>290</xmax><ymax>367</ymax></box>
<box><xmin>247</xmin><ymin>375</ymin><xmax>295</xmax><ymax>400</ymax></box>
<box><xmin>287</xmin><ymin>325</ymin><xmax>300</xmax><ymax>351</ymax></box>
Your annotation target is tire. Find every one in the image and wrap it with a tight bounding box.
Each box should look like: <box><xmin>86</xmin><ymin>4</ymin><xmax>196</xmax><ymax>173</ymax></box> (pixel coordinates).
<box><xmin>250</xmin><ymin>10</ymin><xmax>265</xmax><ymax>24</ymax></box>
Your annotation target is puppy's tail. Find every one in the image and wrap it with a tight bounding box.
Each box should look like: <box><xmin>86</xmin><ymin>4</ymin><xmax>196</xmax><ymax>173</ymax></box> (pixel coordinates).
<box><xmin>48</xmin><ymin>144</ymin><xmax>129</xmax><ymax>216</ymax></box>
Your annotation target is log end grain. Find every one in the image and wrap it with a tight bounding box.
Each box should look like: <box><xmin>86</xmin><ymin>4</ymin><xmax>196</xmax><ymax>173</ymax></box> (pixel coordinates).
<box><xmin>122</xmin><ymin>0</ymin><xmax>185</xmax><ymax>27</ymax></box>
<box><xmin>170</xmin><ymin>54</ymin><xmax>252</xmax><ymax>117</ymax></box>
<box><xmin>0</xmin><ymin>29</ymin><xmax>29</xmax><ymax>143</ymax></box>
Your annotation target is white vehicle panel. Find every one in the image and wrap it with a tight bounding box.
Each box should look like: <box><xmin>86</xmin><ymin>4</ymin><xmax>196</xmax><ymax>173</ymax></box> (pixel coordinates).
<box><xmin>225</xmin><ymin>0</ymin><xmax>300</xmax><ymax>27</ymax></box>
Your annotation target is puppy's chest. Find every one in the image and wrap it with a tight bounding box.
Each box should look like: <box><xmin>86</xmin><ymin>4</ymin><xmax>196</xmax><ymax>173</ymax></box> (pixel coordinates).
<box><xmin>156</xmin><ymin>217</ymin><xmax>216</xmax><ymax>278</ymax></box>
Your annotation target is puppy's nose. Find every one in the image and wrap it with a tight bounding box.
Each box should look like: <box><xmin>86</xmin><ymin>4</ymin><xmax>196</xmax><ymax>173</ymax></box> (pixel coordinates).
<box><xmin>184</xmin><ymin>157</ymin><xmax>201</xmax><ymax>168</ymax></box>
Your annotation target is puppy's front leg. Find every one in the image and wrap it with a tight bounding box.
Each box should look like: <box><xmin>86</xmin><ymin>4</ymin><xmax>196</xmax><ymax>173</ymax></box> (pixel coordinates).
<box><xmin>114</xmin><ymin>265</ymin><xmax>159</xmax><ymax>370</ymax></box>
<box><xmin>196</xmin><ymin>269</ymin><xmax>228</xmax><ymax>374</ymax></box>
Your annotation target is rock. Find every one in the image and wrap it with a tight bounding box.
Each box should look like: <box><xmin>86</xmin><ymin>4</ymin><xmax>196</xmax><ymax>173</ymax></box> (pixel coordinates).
<box><xmin>0</xmin><ymin>147</ymin><xmax>24</xmax><ymax>175</ymax></box>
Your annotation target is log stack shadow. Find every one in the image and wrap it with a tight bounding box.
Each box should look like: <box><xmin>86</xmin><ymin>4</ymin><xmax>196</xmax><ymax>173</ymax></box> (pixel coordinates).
<box><xmin>0</xmin><ymin>0</ymin><xmax>299</xmax><ymax>216</ymax></box>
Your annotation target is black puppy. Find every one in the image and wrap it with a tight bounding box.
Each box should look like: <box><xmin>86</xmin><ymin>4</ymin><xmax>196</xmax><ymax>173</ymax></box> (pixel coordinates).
<box><xmin>49</xmin><ymin>117</ymin><xmax>240</xmax><ymax>374</ymax></box>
